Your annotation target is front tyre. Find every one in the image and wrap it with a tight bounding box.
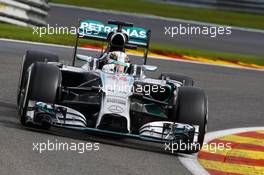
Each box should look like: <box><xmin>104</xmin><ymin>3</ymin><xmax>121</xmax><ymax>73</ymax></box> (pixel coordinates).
<box><xmin>176</xmin><ymin>87</ymin><xmax>208</xmax><ymax>153</ymax></box>
<box><xmin>17</xmin><ymin>50</ymin><xmax>59</xmax><ymax>106</ymax></box>
<box><xmin>18</xmin><ymin>63</ymin><xmax>61</xmax><ymax>127</ymax></box>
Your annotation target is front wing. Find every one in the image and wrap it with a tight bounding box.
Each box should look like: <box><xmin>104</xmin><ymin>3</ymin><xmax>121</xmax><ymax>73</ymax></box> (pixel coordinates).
<box><xmin>25</xmin><ymin>101</ymin><xmax>199</xmax><ymax>144</ymax></box>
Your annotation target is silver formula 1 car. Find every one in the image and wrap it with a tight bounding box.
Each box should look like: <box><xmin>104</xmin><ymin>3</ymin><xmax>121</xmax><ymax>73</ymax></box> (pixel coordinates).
<box><xmin>17</xmin><ymin>20</ymin><xmax>208</xmax><ymax>153</ymax></box>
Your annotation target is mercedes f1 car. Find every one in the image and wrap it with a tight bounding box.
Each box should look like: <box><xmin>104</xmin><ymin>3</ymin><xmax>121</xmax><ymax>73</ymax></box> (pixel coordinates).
<box><xmin>17</xmin><ymin>20</ymin><xmax>208</xmax><ymax>153</ymax></box>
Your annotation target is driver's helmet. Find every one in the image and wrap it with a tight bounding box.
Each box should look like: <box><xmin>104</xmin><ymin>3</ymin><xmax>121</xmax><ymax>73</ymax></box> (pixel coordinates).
<box><xmin>102</xmin><ymin>51</ymin><xmax>130</xmax><ymax>73</ymax></box>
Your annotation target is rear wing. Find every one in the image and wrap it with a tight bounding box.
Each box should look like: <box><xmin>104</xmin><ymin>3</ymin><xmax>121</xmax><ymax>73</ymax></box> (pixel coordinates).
<box><xmin>72</xmin><ymin>19</ymin><xmax>151</xmax><ymax>65</ymax></box>
<box><xmin>78</xmin><ymin>19</ymin><xmax>151</xmax><ymax>48</ymax></box>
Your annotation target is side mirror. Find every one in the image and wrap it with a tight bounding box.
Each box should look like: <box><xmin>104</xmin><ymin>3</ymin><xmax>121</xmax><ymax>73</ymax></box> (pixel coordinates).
<box><xmin>76</xmin><ymin>54</ymin><xmax>92</xmax><ymax>62</ymax></box>
<box><xmin>143</xmin><ymin>65</ymin><xmax>158</xmax><ymax>72</ymax></box>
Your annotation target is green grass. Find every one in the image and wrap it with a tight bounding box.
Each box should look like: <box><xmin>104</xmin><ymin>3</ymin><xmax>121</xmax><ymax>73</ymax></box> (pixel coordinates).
<box><xmin>150</xmin><ymin>44</ymin><xmax>264</xmax><ymax>66</ymax></box>
<box><xmin>0</xmin><ymin>22</ymin><xmax>103</xmax><ymax>46</ymax></box>
<box><xmin>51</xmin><ymin>0</ymin><xmax>264</xmax><ymax>30</ymax></box>
<box><xmin>1</xmin><ymin>23</ymin><xmax>264</xmax><ymax>66</ymax></box>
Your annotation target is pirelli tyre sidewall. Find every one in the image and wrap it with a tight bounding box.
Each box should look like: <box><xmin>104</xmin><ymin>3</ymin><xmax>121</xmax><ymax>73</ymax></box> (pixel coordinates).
<box><xmin>176</xmin><ymin>86</ymin><xmax>208</xmax><ymax>153</ymax></box>
<box><xmin>18</xmin><ymin>62</ymin><xmax>61</xmax><ymax>126</ymax></box>
<box><xmin>159</xmin><ymin>72</ymin><xmax>194</xmax><ymax>86</ymax></box>
<box><xmin>17</xmin><ymin>50</ymin><xmax>59</xmax><ymax>106</ymax></box>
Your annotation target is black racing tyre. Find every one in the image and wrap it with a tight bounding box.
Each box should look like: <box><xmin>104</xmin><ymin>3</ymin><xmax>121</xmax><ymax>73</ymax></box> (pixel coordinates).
<box><xmin>176</xmin><ymin>87</ymin><xmax>208</xmax><ymax>154</ymax></box>
<box><xmin>18</xmin><ymin>62</ymin><xmax>61</xmax><ymax>126</ymax></box>
<box><xmin>17</xmin><ymin>50</ymin><xmax>59</xmax><ymax>105</ymax></box>
<box><xmin>159</xmin><ymin>73</ymin><xmax>194</xmax><ymax>86</ymax></box>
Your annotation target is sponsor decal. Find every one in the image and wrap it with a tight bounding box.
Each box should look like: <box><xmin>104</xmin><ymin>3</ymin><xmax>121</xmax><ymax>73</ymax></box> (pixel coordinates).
<box><xmin>107</xmin><ymin>98</ymin><xmax>126</xmax><ymax>105</ymax></box>
<box><xmin>108</xmin><ymin>105</ymin><xmax>124</xmax><ymax>113</ymax></box>
<box><xmin>106</xmin><ymin>75</ymin><xmax>128</xmax><ymax>82</ymax></box>
<box><xmin>78</xmin><ymin>20</ymin><xmax>147</xmax><ymax>46</ymax></box>
<box><xmin>80</xmin><ymin>21</ymin><xmax>147</xmax><ymax>39</ymax></box>
<box><xmin>119</xmin><ymin>77</ymin><xmax>128</xmax><ymax>81</ymax></box>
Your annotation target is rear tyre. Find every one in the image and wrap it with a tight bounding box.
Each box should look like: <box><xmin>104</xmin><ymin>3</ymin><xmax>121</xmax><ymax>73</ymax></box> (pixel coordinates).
<box><xmin>175</xmin><ymin>87</ymin><xmax>208</xmax><ymax>153</ymax></box>
<box><xmin>17</xmin><ymin>50</ymin><xmax>59</xmax><ymax>105</ymax></box>
<box><xmin>18</xmin><ymin>62</ymin><xmax>61</xmax><ymax>127</ymax></box>
<box><xmin>159</xmin><ymin>73</ymin><xmax>194</xmax><ymax>86</ymax></box>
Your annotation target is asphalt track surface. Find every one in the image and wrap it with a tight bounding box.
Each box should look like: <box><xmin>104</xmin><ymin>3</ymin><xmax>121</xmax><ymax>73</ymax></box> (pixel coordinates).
<box><xmin>0</xmin><ymin>39</ymin><xmax>264</xmax><ymax>175</ymax></box>
<box><xmin>47</xmin><ymin>3</ymin><xmax>264</xmax><ymax>57</ymax></box>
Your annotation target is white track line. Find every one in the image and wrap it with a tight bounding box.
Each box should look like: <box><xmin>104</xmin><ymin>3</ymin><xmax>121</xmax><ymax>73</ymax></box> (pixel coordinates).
<box><xmin>178</xmin><ymin>127</ymin><xmax>264</xmax><ymax>175</ymax></box>
<box><xmin>1</xmin><ymin>38</ymin><xmax>264</xmax><ymax>72</ymax></box>
<box><xmin>51</xmin><ymin>3</ymin><xmax>264</xmax><ymax>34</ymax></box>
